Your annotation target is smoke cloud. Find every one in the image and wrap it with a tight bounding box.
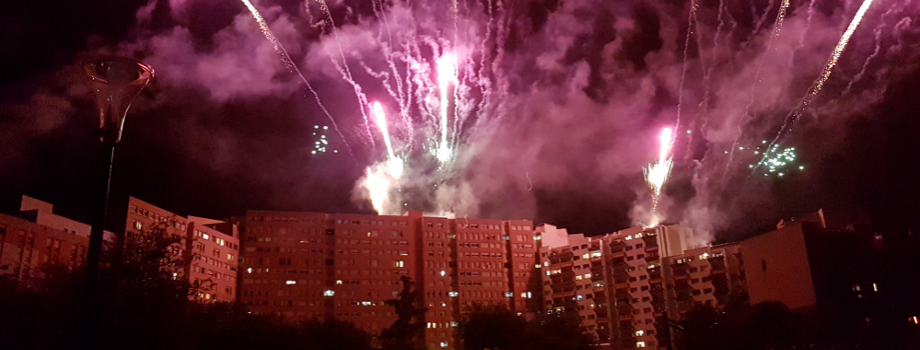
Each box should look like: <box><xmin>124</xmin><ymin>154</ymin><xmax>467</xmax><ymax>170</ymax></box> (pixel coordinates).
<box><xmin>3</xmin><ymin>0</ymin><xmax>920</xmax><ymax>240</ymax></box>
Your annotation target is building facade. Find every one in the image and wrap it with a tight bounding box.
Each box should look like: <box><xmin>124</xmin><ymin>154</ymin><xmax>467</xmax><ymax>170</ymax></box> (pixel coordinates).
<box><xmin>236</xmin><ymin>210</ymin><xmax>539</xmax><ymax>350</ymax></box>
<box><xmin>538</xmin><ymin>224</ymin><xmax>745</xmax><ymax>350</ymax></box>
<box><xmin>125</xmin><ymin>197</ymin><xmax>240</xmax><ymax>302</ymax></box>
<box><xmin>0</xmin><ymin>196</ymin><xmax>114</xmax><ymax>283</ymax></box>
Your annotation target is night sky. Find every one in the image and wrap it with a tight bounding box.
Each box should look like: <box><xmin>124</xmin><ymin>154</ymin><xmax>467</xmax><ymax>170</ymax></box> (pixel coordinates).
<box><xmin>1</xmin><ymin>0</ymin><xmax>919</xmax><ymax>242</ymax></box>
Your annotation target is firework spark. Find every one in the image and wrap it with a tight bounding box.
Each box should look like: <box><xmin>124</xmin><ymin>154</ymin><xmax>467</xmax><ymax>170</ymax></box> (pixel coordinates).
<box><xmin>762</xmin><ymin>146</ymin><xmax>797</xmax><ymax>174</ymax></box>
<box><xmin>644</xmin><ymin>127</ymin><xmax>675</xmax><ymax>224</ymax></box>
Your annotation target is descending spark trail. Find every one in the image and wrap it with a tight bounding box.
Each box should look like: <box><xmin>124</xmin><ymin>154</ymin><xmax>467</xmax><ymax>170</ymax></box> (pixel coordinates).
<box><xmin>644</xmin><ymin>127</ymin><xmax>675</xmax><ymax>225</ymax></box>
<box><xmin>239</xmin><ymin>0</ymin><xmax>353</xmax><ymax>156</ymax></box>
<box><xmin>753</xmin><ymin>0</ymin><xmax>875</xmax><ymax>173</ymax></box>
<box><xmin>842</xmin><ymin>2</ymin><xmax>906</xmax><ymax>97</ymax></box>
<box><xmin>807</xmin><ymin>0</ymin><xmax>876</xmax><ymax>103</ymax></box>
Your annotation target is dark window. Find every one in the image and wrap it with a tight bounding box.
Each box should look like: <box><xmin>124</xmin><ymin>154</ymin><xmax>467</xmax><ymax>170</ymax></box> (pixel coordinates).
<box><xmin>761</xmin><ymin>259</ymin><xmax>767</xmax><ymax>271</ymax></box>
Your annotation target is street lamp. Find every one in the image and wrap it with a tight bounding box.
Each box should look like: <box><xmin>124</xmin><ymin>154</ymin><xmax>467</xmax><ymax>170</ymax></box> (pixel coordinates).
<box><xmin>82</xmin><ymin>56</ymin><xmax>154</xmax><ymax>281</ymax></box>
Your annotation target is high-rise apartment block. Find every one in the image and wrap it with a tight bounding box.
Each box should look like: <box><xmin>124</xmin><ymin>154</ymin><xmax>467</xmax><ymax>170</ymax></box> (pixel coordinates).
<box><xmin>236</xmin><ymin>210</ymin><xmax>538</xmax><ymax>350</ymax></box>
<box><xmin>538</xmin><ymin>224</ymin><xmax>745</xmax><ymax>350</ymax></box>
<box><xmin>125</xmin><ymin>197</ymin><xmax>240</xmax><ymax>302</ymax></box>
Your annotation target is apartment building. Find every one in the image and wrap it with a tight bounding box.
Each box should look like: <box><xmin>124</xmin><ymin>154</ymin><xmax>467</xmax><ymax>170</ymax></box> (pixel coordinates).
<box><xmin>0</xmin><ymin>213</ymin><xmax>88</xmax><ymax>282</ymax></box>
<box><xmin>236</xmin><ymin>210</ymin><xmax>538</xmax><ymax>350</ymax></box>
<box><xmin>0</xmin><ymin>196</ymin><xmax>118</xmax><ymax>282</ymax></box>
<box><xmin>539</xmin><ymin>224</ymin><xmax>745</xmax><ymax>350</ymax></box>
<box><xmin>125</xmin><ymin>197</ymin><xmax>240</xmax><ymax>302</ymax></box>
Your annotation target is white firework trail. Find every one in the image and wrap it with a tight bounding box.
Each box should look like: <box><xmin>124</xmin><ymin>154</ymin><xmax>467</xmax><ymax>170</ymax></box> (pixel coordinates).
<box><xmin>437</xmin><ymin>52</ymin><xmax>458</xmax><ymax>164</ymax></box>
<box><xmin>644</xmin><ymin>127</ymin><xmax>675</xmax><ymax>225</ymax></box>
<box><xmin>239</xmin><ymin>0</ymin><xmax>353</xmax><ymax>157</ymax></box>
<box><xmin>806</xmin><ymin>0</ymin><xmax>876</xmax><ymax>103</ymax></box>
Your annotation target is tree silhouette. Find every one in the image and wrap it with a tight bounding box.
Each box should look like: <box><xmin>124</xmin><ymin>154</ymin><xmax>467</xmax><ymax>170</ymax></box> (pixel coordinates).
<box><xmin>380</xmin><ymin>276</ymin><xmax>427</xmax><ymax>350</ymax></box>
<box><xmin>458</xmin><ymin>303</ymin><xmax>592</xmax><ymax>350</ymax></box>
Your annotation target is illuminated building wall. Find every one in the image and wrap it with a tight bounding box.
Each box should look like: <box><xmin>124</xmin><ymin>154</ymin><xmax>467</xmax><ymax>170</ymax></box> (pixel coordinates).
<box><xmin>0</xmin><ymin>212</ymin><xmax>90</xmax><ymax>283</ymax></box>
<box><xmin>539</xmin><ymin>224</ymin><xmax>745</xmax><ymax>350</ymax></box>
<box><xmin>125</xmin><ymin>197</ymin><xmax>240</xmax><ymax>302</ymax></box>
<box><xmin>0</xmin><ymin>195</ymin><xmax>122</xmax><ymax>283</ymax></box>
<box><xmin>236</xmin><ymin>211</ymin><xmax>538</xmax><ymax>350</ymax></box>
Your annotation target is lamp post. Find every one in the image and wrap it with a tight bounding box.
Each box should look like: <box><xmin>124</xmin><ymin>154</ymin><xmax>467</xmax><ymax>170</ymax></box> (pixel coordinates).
<box><xmin>82</xmin><ymin>56</ymin><xmax>154</xmax><ymax>283</ymax></box>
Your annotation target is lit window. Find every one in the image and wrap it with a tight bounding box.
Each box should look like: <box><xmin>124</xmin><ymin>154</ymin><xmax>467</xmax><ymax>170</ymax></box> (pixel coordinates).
<box><xmin>576</xmin><ymin>295</ymin><xmax>583</xmax><ymax>300</ymax></box>
<box><xmin>582</xmin><ymin>253</ymin><xmax>590</xmax><ymax>259</ymax></box>
<box><xmin>636</xmin><ymin>330</ymin><xmax>644</xmax><ymax>336</ymax></box>
<box><xmin>449</xmin><ymin>291</ymin><xmax>458</xmax><ymax>297</ymax></box>
<box><xmin>394</xmin><ymin>261</ymin><xmax>404</xmax><ymax>268</ymax></box>
<box><xmin>203</xmin><ymin>233</ymin><xmax>210</xmax><ymax>240</ymax></box>
<box><xmin>336</xmin><ymin>280</ymin><xmax>343</xmax><ymax>285</ymax></box>
<box><xmin>535</xmin><ymin>263</ymin><xmax>542</xmax><ymax>269</ymax></box>
<box><xmin>246</xmin><ymin>268</ymin><xmax>252</xmax><ymax>274</ymax></box>
<box><xmin>440</xmin><ymin>270</ymin><xmax>446</xmax><ymax>277</ymax></box>
<box><xmin>286</xmin><ymin>280</ymin><xmax>296</xmax><ymax>285</ymax></box>
<box><xmin>440</xmin><ymin>342</ymin><xmax>448</xmax><ymax>348</ymax></box>
<box><xmin>134</xmin><ymin>221</ymin><xmax>143</xmax><ymax>231</ymax></box>
<box><xmin>506</xmin><ymin>292</ymin><xmax>514</xmax><ymax>297</ymax></box>
<box><xmin>324</xmin><ymin>290</ymin><xmax>335</xmax><ymax>297</ymax></box>
<box><xmin>637</xmin><ymin>341</ymin><xmax>646</xmax><ymax>348</ymax></box>
<box><xmin>362</xmin><ymin>301</ymin><xmax>372</xmax><ymax>306</ymax></box>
